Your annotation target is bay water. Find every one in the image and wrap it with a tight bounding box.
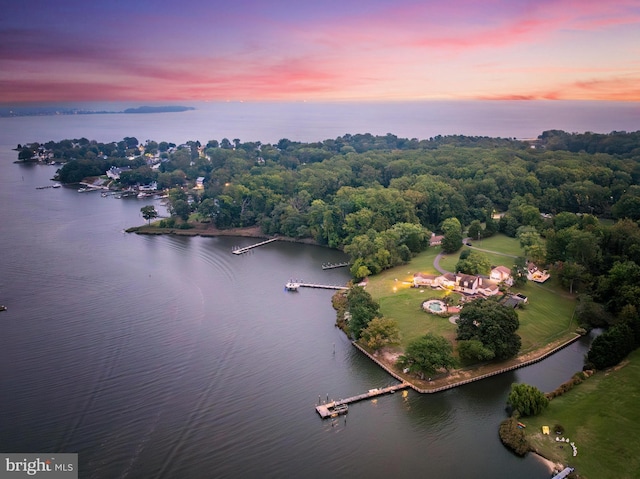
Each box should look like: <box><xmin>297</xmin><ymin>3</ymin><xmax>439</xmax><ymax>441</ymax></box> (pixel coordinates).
<box><xmin>0</xmin><ymin>101</ymin><xmax>632</xmax><ymax>478</ymax></box>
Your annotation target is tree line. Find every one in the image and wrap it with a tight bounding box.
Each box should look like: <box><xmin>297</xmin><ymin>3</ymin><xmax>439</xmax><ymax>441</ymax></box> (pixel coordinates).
<box><xmin>21</xmin><ymin>130</ymin><xmax>640</xmax><ymax>369</ymax></box>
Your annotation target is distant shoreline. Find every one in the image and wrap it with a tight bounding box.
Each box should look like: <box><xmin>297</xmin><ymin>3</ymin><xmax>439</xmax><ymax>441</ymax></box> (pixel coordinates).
<box><xmin>0</xmin><ymin>105</ymin><xmax>195</xmax><ymax>118</ymax></box>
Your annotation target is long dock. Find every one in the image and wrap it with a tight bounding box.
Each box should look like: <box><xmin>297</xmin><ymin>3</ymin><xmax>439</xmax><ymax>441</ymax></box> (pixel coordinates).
<box><xmin>321</xmin><ymin>261</ymin><xmax>350</xmax><ymax>270</ymax></box>
<box><xmin>316</xmin><ymin>383</ymin><xmax>410</xmax><ymax>418</ymax></box>
<box><xmin>285</xmin><ymin>281</ymin><xmax>348</xmax><ymax>291</ymax></box>
<box><xmin>232</xmin><ymin>238</ymin><xmax>278</xmax><ymax>255</ymax></box>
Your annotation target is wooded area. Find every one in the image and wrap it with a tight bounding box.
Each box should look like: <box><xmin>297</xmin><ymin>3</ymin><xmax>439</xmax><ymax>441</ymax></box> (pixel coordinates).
<box><xmin>19</xmin><ymin>130</ymin><xmax>640</xmax><ymax>367</ymax></box>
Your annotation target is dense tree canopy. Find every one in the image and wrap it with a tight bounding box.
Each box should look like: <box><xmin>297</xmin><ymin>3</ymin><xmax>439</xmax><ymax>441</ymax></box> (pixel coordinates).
<box><xmin>397</xmin><ymin>333</ymin><xmax>455</xmax><ymax>379</ymax></box>
<box><xmin>345</xmin><ymin>286</ymin><xmax>381</xmax><ymax>340</ymax></box>
<box><xmin>22</xmin><ymin>131</ymin><xmax>640</xmax><ymax>368</ymax></box>
<box><xmin>457</xmin><ymin>299</ymin><xmax>521</xmax><ymax>361</ymax></box>
<box><xmin>359</xmin><ymin>317</ymin><xmax>401</xmax><ymax>351</ymax></box>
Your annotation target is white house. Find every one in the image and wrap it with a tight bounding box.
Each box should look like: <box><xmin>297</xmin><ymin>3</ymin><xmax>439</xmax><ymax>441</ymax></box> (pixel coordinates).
<box><xmin>413</xmin><ymin>273</ymin><xmax>439</xmax><ymax>287</ymax></box>
<box><xmin>106</xmin><ymin>166</ymin><xmax>131</xmax><ymax>180</ymax></box>
<box><xmin>490</xmin><ymin>266</ymin><xmax>514</xmax><ymax>286</ymax></box>
<box><xmin>413</xmin><ymin>271</ymin><xmax>501</xmax><ymax>297</ymax></box>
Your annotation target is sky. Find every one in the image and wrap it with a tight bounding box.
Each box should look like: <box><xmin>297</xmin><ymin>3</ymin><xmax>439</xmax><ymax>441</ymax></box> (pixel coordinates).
<box><xmin>2</xmin><ymin>0</ymin><xmax>640</xmax><ymax>103</ymax></box>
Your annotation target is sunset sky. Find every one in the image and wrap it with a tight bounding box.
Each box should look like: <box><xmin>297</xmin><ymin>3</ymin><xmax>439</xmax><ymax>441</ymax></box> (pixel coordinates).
<box><xmin>2</xmin><ymin>0</ymin><xmax>640</xmax><ymax>103</ymax></box>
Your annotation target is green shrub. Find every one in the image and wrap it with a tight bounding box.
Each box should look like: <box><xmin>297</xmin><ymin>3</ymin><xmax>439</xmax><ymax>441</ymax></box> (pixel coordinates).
<box><xmin>499</xmin><ymin>417</ymin><xmax>530</xmax><ymax>456</ymax></box>
<box><xmin>158</xmin><ymin>217</ymin><xmax>176</xmax><ymax>228</ymax></box>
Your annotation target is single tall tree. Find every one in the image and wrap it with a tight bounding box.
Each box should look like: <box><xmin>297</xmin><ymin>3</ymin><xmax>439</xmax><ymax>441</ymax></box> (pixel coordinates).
<box><xmin>140</xmin><ymin>205</ymin><xmax>158</xmax><ymax>225</ymax></box>
<box><xmin>441</xmin><ymin>217</ymin><xmax>463</xmax><ymax>253</ymax></box>
<box><xmin>507</xmin><ymin>383</ymin><xmax>549</xmax><ymax>416</ymax></box>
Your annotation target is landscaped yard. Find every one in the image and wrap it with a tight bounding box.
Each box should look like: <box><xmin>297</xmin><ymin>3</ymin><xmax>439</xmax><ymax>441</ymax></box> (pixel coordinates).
<box><xmin>365</xmin><ymin>233</ymin><xmax>578</xmax><ymax>356</ymax></box>
<box><xmin>522</xmin><ymin>349</ymin><xmax>640</xmax><ymax>479</ymax></box>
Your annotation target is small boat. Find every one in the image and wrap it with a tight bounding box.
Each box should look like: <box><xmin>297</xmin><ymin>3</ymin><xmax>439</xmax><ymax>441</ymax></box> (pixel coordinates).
<box><xmin>285</xmin><ymin>281</ymin><xmax>300</xmax><ymax>291</ymax></box>
<box><xmin>329</xmin><ymin>404</ymin><xmax>348</xmax><ymax>417</ymax></box>
<box><xmin>0</xmin><ymin>305</ymin><xmax>7</xmax><ymax>312</ymax></box>
<box><xmin>52</xmin><ymin>183</ymin><xmax>61</xmax><ymax>188</ymax></box>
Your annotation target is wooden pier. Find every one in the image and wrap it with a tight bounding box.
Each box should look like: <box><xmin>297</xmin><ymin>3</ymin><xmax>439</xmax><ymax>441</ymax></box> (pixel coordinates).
<box><xmin>315</xmin><ymin>383</ymin><xmax>410</xmax><ymax>418</ymax></box>
<box><xmin>232</xmin><ymin>238</ymin><xmax>278</xmax><ymax>255</ymax></box>
<box><xmin>321</xmin><ymin>261</ymin><xmax>350</xmax><ymax>270</ymax></box>
<box><xmin>551</xmin><ymin>467</ymin><xmax>575</xmax><ymax>479</ymax></box>
<box><xmin>285</xmin><ymin>281</ymin><xmax>348</xmax><ymax>291</ymax></box>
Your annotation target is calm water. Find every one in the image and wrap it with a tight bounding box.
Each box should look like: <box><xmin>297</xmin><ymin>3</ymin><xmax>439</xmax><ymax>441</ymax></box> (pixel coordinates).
<box><xmin>2</xmin><ymin>100</ymin><xmax>639</xmax><ymax>145</ymax></box>
<box><xmin>0</xmin><ymin>105</ymin><xmax>616</xmax><ymax>478</ymax></box>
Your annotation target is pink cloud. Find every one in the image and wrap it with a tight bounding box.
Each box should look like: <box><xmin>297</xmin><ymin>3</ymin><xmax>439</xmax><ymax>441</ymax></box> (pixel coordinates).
<box><xmin>476</xmin><ymin>75</ymin><xmax>640</xmax><ymax>101</ymax></box>
<box><xmin>2</xmin><ymin>0</ymin><xmax>639</xmax><ymax>102</ymax></box>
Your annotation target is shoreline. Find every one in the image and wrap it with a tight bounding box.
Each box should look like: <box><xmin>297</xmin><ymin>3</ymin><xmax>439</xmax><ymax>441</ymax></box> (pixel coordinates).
<box><xmin>353</xmin><ymin>333</ymin><xmax>582</xmax><ymax>393</ymax></box>
<box><xmin>127</xmin><ymin>223</ymin><xmax>323</xmax><ymax>246</ymax></box>
<box><xmin>129</xmin><ymin>223</ymin><xmax>582</xmax><ymax>394</ymax></box>
<box><xmin>532</xmin><ymin>451</ymin><xmax>564</xmax><ymax>474</ymax></box>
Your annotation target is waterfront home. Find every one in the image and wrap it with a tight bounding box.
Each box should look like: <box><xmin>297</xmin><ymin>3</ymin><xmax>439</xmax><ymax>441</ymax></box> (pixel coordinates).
<box><xmin>413</xmin><ymin>272</ymin><xmax>501</xmax><ymax>297</ymax></box>
<box><xmin>413</xmin><ymin>273</ymin><xmax>439</xmax><ymax>287</ymax></box>
<box><xmin>490</xmin><ymin>266</ymin><xmax>514</xmax><ymax>286</ymax></box>
<box><xmin>106</xmin><ymin>166</ymin><xmax>131</xmax><ymax>180</ymax></box>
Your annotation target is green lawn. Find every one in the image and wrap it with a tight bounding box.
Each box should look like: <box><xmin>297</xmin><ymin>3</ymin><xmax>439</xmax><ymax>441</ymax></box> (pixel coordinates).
<box><xmin>438</xmin><ymin>234</ymin><xmax>525</xmax><ymax>274</ymax></box>
<box><xmin>523</xmin><ymin>349</ymin><xmax>640</xmax><ymax>479</ymax></box>
<box><xmin>512</xmin><ymin>279</ymin><xmax>578</xmax><ymax>352</ymax></box>
<box><xmin>366</xmin><ymin>234</ymin><xmax>577</xmax><ymax>355</ymax></box>
<box><xmin>470</xmin><ymin>234</ymin><xmax>525</xmax><ymax>257</ymax></box>
<box><xmin>378</xmin><ymin>289</ymin><xmax>459</xmax><ymax>349</ymax></box>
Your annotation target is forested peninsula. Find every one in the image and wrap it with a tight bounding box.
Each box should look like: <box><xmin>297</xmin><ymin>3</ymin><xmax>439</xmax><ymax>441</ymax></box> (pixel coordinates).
<box><xmin>17</xmin><ymin>129</ymin><xmax>640</xmax><ymax>478</ymax></box>
<box><xmin>17</xmin><ymin>130</ymin><xmax>640</xmax><ymax>379</ymax></box>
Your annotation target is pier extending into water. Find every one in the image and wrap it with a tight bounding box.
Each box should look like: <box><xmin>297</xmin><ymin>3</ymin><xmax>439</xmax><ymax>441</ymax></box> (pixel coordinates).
<box><xmin>316</xmin><ymin>383</ymin><xmax>410</xmax><ymax>418</ymax></box>
<box><xmin>551</xmin><ymin>467</ymin><xmax>575</xmax><ymax>479</ymax></box>
<box><xmin>285</xmin><ymin>281</ymin><xmax>348</xmax><ymax>291</ymax></box>
<box><xmin>321</xmin><ymin>261</ymin><xmax>350</xmax><ymax>270</ymax></box>
<box><xmin>232</xmin><ymin>238</ymin><xmax>278</xmax><ymax>255</ymax></box>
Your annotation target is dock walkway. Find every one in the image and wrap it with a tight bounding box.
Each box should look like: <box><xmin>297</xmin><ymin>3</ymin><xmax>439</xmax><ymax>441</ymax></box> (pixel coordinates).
<box><xmin>551</xmin><ymin>467</ymin><xmax>575</xmax><ymax>479</ymax></box>
<box><xmin>321</xmin><ymin>261</ymin><xmax>350</xmax><ymax>270</ymax></box>
<box><xmin>315</xmin><ymin>383</ymin><xmax>409</xmax><ymax>418</ymax></box>
<box><xmin>285</xmin><ymin>281</ymin><xmax>348</xmax><ymax>291</ymax></box>
<box><xmin>232</xmin><ymin>238</ymin><xmax>278</xmax><ymax>255</ymax></box>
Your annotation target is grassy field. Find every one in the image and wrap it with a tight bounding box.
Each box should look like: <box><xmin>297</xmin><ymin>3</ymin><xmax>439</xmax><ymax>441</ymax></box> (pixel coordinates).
<box><xmin>366</xmin><ymin>233</ymin><xmax>578</xmax><ymax>354</ymax></box>
<box><xmin>469</xmin><ymin>234</ymin><xmax>527</xmax><ymax>256</ymax></box>
<box><xmin>523</xmin><ymin>349</ymin><xmax>640</xmax><ymax>479</ymax></box>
